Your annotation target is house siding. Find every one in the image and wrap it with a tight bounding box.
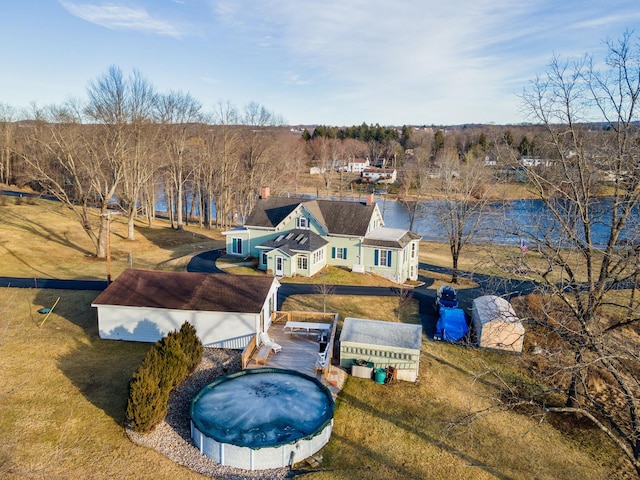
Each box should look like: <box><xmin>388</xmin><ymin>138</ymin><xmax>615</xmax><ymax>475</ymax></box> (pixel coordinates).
<box><xmin>224</xmin><ymin>198</ymin><xmax>419</xmax><ymax>283</ymax></box>
<box><xmin>96</xmin><ymin>305</ymin><xmax>258</xmax><ymax>348</ymax></box>
<box><xmin>95</xmin><ymin>278</ymin><xmax>280</xmax><ymax>347</ymax></box>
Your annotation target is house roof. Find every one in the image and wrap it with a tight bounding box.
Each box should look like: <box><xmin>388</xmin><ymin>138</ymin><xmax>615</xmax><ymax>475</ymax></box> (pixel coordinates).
<box><xmin>260</xmin><ymin>228</ymin><xmax>328</xmax><ymax>254</ymax></box>
<box><xmin>362</xmin><ymin>227</ymin><xmax>421</xmax><ymax>249</ymax></box>
<box><xmin>339</xmin><ymin>317</ymin><xmax>422</xmax><ymax>351</ymax></box>
<box><xmin>92</xmin><ymin>269</ymin><xmax>278</xmax><ymax>314</ymax></box>
<box><xmin>245</xmin><ymin>197</ymin><xmax>377</xmax><ymax>237</ymax></box>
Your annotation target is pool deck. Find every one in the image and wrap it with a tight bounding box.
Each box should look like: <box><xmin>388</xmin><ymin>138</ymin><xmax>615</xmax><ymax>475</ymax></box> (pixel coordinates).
<box><xmin>246</xmin><ymin>322</ymin><xmax>346</xmax><ymax>398</ymax></box>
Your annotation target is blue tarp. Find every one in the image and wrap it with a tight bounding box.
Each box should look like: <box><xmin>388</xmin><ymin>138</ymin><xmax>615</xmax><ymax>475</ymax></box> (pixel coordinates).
<box><xmin>435</xmin><ymin>308</ymin><xmax>468</xmax><ymax>342</ymax></box>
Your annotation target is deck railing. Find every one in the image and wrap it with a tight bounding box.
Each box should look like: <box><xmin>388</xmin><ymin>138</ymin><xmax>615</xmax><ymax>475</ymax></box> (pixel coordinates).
<box><xmin>241</xmin><ymin>333</ymin><xmax>258</xmax><ymax>369</ymax></box>
<box><xmin>271</xmin><ymin>311</ymin><xmax>337</xmax><ymax>325</ymax></box>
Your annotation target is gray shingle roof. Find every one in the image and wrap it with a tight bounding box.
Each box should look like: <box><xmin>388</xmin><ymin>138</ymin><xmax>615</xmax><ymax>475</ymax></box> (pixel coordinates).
<box><xmin>260</xmin><ymin>228</ymin><xmax>328</xmax><ymax>253</ymax></box>
<box><xmin>362</xmin><ymin>227</ymin><xmax>422</xmax><ymax>249</ymax></box>
<box><xmin>245</xmin><ymin>197</ymin><xmax>377</xmax><ymax>237</ymax></box>
<box><xmin>92</xmin><ymin>269</ymin><xmax>277</xmax><ymax>314</ymax></box>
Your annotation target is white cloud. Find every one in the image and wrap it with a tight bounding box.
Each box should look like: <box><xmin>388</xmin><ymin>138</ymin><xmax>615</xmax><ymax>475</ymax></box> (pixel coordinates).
<box><xmin>60</xmin><ymin>1</ymin><xmax>185</xmax><ymax>38</ymax></box>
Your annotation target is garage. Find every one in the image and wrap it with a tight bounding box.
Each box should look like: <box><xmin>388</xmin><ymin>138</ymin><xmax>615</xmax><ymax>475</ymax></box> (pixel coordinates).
<box><xmin>92</xmin><ymin>269</ymin><xmax>280</xmax><ymax>348</ymax></box>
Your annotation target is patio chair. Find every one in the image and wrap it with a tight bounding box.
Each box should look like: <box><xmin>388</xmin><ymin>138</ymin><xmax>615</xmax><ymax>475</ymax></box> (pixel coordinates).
<box><xmin>259</xmin><ymin>332</ymin><xmax>282</xmax><ymax>353</ymax></box>
<box><xmin>315</xmin><ymin>350</ymin><xmax>328</xmax><ymax>372</ymax></box>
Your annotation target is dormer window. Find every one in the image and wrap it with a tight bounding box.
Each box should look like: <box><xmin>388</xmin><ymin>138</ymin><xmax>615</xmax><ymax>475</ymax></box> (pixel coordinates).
<box><xmin>296</xmin><ymin>216</ymin><xmax>309</xmax><ymax>229</ymax></box>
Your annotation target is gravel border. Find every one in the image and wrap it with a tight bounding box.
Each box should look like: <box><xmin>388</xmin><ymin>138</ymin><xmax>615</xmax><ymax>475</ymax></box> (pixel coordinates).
<box><xmin>126</xmin><ymin>348</ymin><xmax>289</xmax><ymax>480</ymax></box>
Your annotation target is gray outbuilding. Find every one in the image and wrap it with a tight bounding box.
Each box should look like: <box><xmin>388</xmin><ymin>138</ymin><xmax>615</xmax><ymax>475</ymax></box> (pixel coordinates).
<box><xmin>339</xmin><ymin>317</ymin><xmax>422</xmax><ymax>382</ymax></box>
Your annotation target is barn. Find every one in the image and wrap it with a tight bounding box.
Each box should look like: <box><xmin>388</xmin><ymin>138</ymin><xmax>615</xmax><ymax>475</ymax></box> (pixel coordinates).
<box><xmin>471</xmin><ymin>295</ymin><xmax>525</xmax><ymax>353</ymax></box>
<box><xmin>92</xmin><ymin>269</ymin><xmax>280</xmax><ymax>349</ymax></box>
<box><xmin>339</xmin><ymin>317</ymin><xmax>422</xmax><ymax>382</ymax></box>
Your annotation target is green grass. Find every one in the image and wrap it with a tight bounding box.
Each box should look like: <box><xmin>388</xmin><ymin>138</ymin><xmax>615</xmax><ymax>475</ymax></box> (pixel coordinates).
<box><xmin>0</xmin><ymin>194</ymin><xmax>634</xmax><ymax>479</ymax></box>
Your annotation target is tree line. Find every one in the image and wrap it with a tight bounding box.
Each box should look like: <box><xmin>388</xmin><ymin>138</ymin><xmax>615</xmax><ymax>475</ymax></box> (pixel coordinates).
<box><xmin>0</xmin><ymin>66</ymin><xmax>309</xmax><ymax>259</ymax></box>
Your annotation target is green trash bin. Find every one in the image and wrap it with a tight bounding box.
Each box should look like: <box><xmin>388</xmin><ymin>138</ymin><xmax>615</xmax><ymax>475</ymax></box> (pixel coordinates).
<box><xmin>374</xmin><ymin>368</ymin><xmax>386</xmax><ymax>384</ymax></box>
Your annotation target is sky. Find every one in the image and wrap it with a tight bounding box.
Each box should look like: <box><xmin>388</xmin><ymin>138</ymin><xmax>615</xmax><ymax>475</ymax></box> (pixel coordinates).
<box><xmin>1</xmin><ymin>1</ymin><xmax>639</xmax><ymax>126</ymax></box>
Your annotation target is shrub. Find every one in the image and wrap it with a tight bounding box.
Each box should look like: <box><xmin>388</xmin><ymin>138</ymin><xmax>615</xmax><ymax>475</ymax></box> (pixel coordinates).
<box><xmin>126</xmin><ymin>364</ymin><xmax>169</xmax><ymax>433</ymax></box>
<box><xmin>156</xmin><ymin>334</ymin><xmax>189</xmax><ymax>390</ymax></box>
<box><xmin>125</xmin><ymin>322</ymin><xmax>204</xmax><ymax>433</ymax></box>
<box><xmin>178</xmin><ymin>322</ymin><xmax>203</xmax><ymax>373</ymax></box>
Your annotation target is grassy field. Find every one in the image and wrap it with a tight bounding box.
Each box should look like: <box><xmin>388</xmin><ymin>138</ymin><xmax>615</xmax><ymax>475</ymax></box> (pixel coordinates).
<box><xmin>0</xmin><ymin>193</ymin><xmax>635</xmax><ymax>479</ymax></box>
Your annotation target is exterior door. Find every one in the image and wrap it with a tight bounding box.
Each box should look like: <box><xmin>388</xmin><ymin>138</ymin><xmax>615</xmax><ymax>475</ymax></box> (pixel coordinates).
<box><xmin>275</xmin><ymin>256</ymin><xmax>284</xmax><ymax>276</ymax></box>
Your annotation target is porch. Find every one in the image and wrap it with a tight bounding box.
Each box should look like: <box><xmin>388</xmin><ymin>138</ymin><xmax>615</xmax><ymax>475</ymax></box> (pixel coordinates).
<box><xmin>243</xmin><ymin>311</ymin><xmax>345</xmax><ymax>394</ymax></box>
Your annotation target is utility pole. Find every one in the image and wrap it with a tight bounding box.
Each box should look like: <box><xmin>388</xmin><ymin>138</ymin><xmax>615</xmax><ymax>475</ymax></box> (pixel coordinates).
<box><xmin>101</xmin><ymin>211</ymin><xmax>121</xmax><ymax>283</ymax></box>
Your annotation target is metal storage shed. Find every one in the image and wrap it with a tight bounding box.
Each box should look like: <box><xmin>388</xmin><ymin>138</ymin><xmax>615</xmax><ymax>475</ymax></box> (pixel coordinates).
<box><xmin>339</xmin><ymin>317</ymin><xmax>422</xmax><ymax>382</ymax></box>
<box><xmin>471</xmin><ymin>295</ymin><xmax>525</xmax><ymax>353</ymax></box>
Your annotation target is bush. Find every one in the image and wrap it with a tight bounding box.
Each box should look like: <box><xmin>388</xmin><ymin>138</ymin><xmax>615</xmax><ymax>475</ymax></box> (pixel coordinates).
<box><xmin>125</xmin><ymin>322</ymin><xmax>204</xmax><ymax>433</ymax></box>
<box><xmin>126</xmin><ymin>364</ymin><xmax>169</xmax><ymax>433</ymax></box>
<box><xmin>178</xmin><ymin>322</ymin><xmax>203</xmax><ymax>373</ymax></box>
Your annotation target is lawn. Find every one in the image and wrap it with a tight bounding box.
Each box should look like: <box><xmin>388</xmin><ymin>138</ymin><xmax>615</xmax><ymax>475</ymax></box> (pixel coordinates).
<box><xmin>0</xmin><ymin>193</ymin><xmax>634</xmax><ymax>479</ymax></box>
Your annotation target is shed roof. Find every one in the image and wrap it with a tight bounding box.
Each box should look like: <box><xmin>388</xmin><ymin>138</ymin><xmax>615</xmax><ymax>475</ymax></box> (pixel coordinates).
<box><xmin>472</xmin><ymin>295</ymin><xmax>520</xmax><ymax>326</ymax></box>
<box><xmin>339</xmin><ymin>317</ymin><xmax>422</xmax><ymax>351</ymax></box>
<box><xmin>92</xmin><ymin>269</ymin><xmax>278</xmax><ymax>314</ymax></box>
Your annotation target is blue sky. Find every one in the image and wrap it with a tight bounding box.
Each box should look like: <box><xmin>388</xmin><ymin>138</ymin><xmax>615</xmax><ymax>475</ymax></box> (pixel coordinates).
<box><xmin>1</xmin><ymin>1</ymin><xmax>639</xmax><ymax>126</ymax></box>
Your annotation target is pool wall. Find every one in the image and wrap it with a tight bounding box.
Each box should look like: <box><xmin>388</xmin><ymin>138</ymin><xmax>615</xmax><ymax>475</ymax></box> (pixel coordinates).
<box><xmin>191</xmin><ymin>418</ymin><xmax>333</xmax><ymax>470</ymax></box>
<box><xmin>190</xmin><ymin>368</ymin><xmax>334</xmax><ymax>470</ymax></box>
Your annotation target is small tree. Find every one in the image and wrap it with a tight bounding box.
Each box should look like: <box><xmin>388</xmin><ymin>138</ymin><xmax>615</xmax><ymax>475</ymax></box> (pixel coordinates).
<box><xmin>126</xmin><ymin>362</ymin><xmax>168</xmax><ymax>433</ymax></box>
<box><xmin>178</xmin><ymin>322</ymin><xmax>203</xmax><ymax>373</ymax></box>
<box><xmin>430</xmin><ymin>148</ymin><xmax>492</xmax><ymax>283</ymax></box>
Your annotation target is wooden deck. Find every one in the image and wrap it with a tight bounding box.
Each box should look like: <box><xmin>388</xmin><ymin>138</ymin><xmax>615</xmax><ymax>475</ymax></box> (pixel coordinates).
<box><xmin>246</xmin><ymin>323</ymin><xmax>324</xmax><ymax>378</ymax></box>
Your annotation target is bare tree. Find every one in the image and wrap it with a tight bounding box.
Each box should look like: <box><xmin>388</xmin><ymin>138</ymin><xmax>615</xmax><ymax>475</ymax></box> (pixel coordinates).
<box><xmin>157</xmin><ymin>91</ymin><xmax>203</xmax><ymax>232</ymax></box>
<box><xmin>494</xmin><ymin>32</ymin><xmax>640</xmax><ymax>475</ymax></box>
<box><xmin>430</xmin><ymin>147</ymin><xmax>492</xmax><ymax>283</ymax></box>
<box><xmin>0</xmin><ymin>103</ymin><xmax>20</xmax><ymax>186</ymax></box>
<box><xmin>209</xmin><ymin>101</ymin><xmax>241</xmax><ymax>228</ymax></box>
<box><xmin>20</xmin><ymin>94</ymin><xmax>125</xmax><ymax>259</ymax></box>
<box><xmin>110</xmin><ymin>69</ymin><xmax>159</xmax><ymax>240</ymax></box>
<box><xmin>398</xmin><ymin>141</ymin><xmax>433</xmax><ymax>231</ymax></box>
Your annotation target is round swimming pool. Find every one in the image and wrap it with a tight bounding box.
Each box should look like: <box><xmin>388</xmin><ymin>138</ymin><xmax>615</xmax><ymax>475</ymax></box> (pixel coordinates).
<box><xmin>190</xmin><ymin>368</ymin><xmax>334</xmax><ymax>470</ymax></box>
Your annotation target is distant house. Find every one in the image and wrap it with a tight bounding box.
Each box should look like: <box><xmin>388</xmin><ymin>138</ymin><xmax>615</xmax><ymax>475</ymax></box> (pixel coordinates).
<box><xmin>361</xmin><ymin>167</ymin><xmax>397</xmax><ymax>184</ymax></box>
<box><xmin>92</xmin><ymin>269</ymin><xmax>280</xmax><ymax>348</ymax></box>
<box><xmin>520</xmin><ymin>156</ymin><xmax>554</xmax><ymax>168</ymax></box>
<box><xmin>346</xmin><ymin>158</ymin><xmax>369</xmax><ymax>173</ymax></box>
<box><xmin>223</xmin><ymin>187</ymin><xmax>420</xmax><ymax>284</ymax></box>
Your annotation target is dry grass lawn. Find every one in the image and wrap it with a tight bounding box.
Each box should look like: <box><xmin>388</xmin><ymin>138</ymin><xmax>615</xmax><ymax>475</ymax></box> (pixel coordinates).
<box><xmin>0</xmin><ymin>192</ymin><xmax>635</xmax><ymax>479</ymax></box>
<box><xmin>0</xmin><ymin>196</ymin><xmax>224</xmax><ymax>279</ymax></box>
<box><xmin>281</xmin><ymin>295</ymin><xmax>632</xmax><ymax>480</ymax></box>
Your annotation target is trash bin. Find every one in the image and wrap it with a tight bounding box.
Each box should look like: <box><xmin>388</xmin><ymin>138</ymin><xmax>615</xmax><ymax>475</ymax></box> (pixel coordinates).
<box><xmin>351</xmin><ymin>359</ymin><xmax>373</xmax><ymax>379</ymax></box>
<box><xmin>374</xmin><ymin>368</ymin><xmax>386</xmax><ymax>384</ymax></box>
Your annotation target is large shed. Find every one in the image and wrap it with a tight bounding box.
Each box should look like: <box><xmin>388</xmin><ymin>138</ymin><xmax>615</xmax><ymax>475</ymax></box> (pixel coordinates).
<box><xmin>92</xmin><ymin>269</ymin><xmax>280</xmax><ymax>349</ymax></box>
<box><xmin>471</xmin><ymin>295</ymin><xmax>525</xmax><ymax>353</ymax></box>
<box><xmin>339</xmin><ymin>317</ymin><xmax>422</xmax><ymax>382</ymax></box>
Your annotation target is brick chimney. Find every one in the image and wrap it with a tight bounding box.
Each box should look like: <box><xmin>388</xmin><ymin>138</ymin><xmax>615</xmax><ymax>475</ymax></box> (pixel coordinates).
<box><xmin>365</xmin><ymin>193</ymin><xmax>374</xmax><ymax>206</ymax></box>
<box><xmin>260</xmin><ymin>186</ymin><xmax>270</xmax><ymax>199</ymax></box>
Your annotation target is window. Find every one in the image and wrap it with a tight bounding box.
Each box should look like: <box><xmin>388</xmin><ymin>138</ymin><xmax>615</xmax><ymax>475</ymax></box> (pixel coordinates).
<box><xmin>262</xmin><ymin>253</ymin><xmax>267</xmax><ymax>266</ymax></box>
<box><xmin>296</xmin><ymin>216</ymin><xmax>309</xmax><ymax>229</ymax></box>
<box><xmin>297</xmin><ymin>256</ymin><xmax>308</xmax><ymax>270</ymax></box>
<box><xmin>312</xmin><ymin>248</ymin><xmax>325</xmax><ymax>264</ymax></box>
<box><xmin>375</xmin><ymin>249</ymin><xmax>392</xmax><ymax>267</ymax></box>
<box><xmin>411</xmin><ymin>242</ymin><xmax>417</xmax><ymax>258</ymax></box>
<box><xmin>332</xmin><ymin>247</ymin><xmax>347</xmax><ymax>260</ymax></box>
<box><xmin>231</xmin><ymin>237</ymin><xmax>243</xmax><ymax>255</ymax></box>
